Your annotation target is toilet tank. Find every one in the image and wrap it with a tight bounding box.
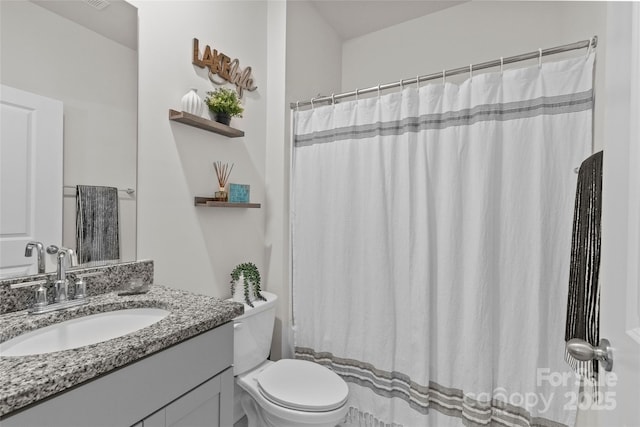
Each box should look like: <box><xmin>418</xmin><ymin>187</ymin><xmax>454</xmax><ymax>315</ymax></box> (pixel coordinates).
<box><xmin>232</xmin><ymin>291</ymin><xmax>278</xmax><ymax>375</ymax></box>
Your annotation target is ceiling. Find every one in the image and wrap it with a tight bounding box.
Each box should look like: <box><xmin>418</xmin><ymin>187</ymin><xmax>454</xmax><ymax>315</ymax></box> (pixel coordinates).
<box><xmin>29</xmin><ymin>0</ymin><xmax>464</xmax><ymax>53</ymax></box>
<box><xmin>31</xmin><ymin>0</ymin><xmax>137</xmax><ymax>51</ymax></box>
<box><xmin>309</xmin><ymin>0</ymin><xmax>466</xmax><ymax>41</ymax></box>
<box><xmin>30</xmin><ymin>1</ymin><xmax>463</xmax><ymax>50</ymax></box>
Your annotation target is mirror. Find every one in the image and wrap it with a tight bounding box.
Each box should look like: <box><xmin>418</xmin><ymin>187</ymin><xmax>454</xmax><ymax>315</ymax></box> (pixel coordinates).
<box><xmin>0</xmin><ymin>0</ymin><xmax>138</xmax><ymax>274</ymax></box>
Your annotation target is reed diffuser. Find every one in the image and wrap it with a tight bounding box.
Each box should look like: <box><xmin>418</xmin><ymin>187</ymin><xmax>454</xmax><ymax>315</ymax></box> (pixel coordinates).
<box><xmin>213</xmin><ymin>161</ymin><xmax>234</xmax><ymax>201</ymax></box>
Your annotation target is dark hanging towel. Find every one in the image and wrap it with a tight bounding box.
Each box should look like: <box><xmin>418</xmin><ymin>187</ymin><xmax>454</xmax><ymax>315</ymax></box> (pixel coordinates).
<box><xmin>565</xmin><ymin>151</ymin><xmax>603</xmax><ymax>384</ymax></box>
<box><xmin>76</xmin><ymin>185</ymin><xmax>120</xmax><ymax>264</ymax></box>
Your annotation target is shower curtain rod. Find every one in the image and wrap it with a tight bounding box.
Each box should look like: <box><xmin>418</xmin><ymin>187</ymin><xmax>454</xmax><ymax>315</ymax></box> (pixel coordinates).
<box><xmin>290</xmin><ymin>36</ymin><xmax>598</xmax><ymax>109</ymax></box>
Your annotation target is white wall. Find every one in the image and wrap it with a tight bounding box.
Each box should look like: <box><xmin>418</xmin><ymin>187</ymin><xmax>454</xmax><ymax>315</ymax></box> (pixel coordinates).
<box><xmin>264</xmin><ymin>0</ymin><xmax>289</xmax><ymax>360</ymax></box>
<box><xmin>262</xmin><ymin>0</ymin><xmax>343</xmax><ymax>359</ymax></box>
<box><xmin>134</xmin><ymin>1</ymin><xmax>268</xmax><ymax>297</ymax></box>
<box><xmin>0</xmin><ymin>1</ymin><xmax>138</xmax><ymax>263</ymax></box>
<box><xmin>342</xmin><ymin>1</ymin><xmax>607</xmax><ymax>150</ymax></box>
<box><xmin>133</xmin><ymin>0</ymin><xmax>341</xmax><ymax>358</ymax></box>
<box><xmin>286</xmin><ymin>1</ymin><xmax>343</xmax><ymax>104</ymax></box>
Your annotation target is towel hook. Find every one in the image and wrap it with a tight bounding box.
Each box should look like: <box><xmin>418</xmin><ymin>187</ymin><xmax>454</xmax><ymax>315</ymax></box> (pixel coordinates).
<box><xmin>538</xmin><ymin>48</ymin><xmax>543</xmax><ymax>68</ymax></box>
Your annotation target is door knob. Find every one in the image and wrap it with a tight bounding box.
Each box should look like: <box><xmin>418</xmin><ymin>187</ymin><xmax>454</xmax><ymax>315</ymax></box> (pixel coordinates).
<box><xmin>566</xmin><ymin>338</ymin><xmax>613</xmax><ymax>372</ymax></box>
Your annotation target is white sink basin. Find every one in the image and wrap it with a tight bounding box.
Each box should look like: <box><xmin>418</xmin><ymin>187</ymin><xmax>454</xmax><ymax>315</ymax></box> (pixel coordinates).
<box><xmin>0</xmin><ymin>308</ymin><xmax>169</xmax><ymax>357</ymax></box>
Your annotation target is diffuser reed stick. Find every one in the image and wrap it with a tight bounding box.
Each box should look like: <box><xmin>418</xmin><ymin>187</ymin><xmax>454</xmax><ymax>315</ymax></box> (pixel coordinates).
<box><xmin>213</xmin><ymin>161</ymin><xmax>234</xmax><ymax>201</ymax></box>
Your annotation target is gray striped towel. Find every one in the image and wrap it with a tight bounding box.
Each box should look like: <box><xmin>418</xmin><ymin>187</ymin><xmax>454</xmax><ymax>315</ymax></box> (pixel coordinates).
<box><xmin>76</xmin><ymin>185</ymin><xmax>120</xmax><ymax>264</ymax></box>
<box><xmin>565</xmin><ymin>151</ymin><xmax>603</xmax><ymax>384</ymax></box>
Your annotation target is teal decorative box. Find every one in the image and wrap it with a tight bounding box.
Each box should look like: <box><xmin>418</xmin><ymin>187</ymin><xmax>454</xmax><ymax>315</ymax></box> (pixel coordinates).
<box><xmin>229</xmin><ymin>183</ymin><xmax>250</xmax><ymax>203</ymax></box>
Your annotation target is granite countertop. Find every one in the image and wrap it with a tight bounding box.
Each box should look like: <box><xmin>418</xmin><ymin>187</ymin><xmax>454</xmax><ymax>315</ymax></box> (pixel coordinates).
<box><xmin>0</xmin><ymin>285</ymin><xmax>243</xmax><ymax>417</ymax></box>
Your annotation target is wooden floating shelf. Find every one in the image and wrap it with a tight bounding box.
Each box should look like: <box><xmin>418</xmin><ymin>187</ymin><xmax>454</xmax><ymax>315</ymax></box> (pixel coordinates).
<box><xmin>169</xmin><ymin>109</ymin><xmax>244</xmax><ymax>138</ymax></box>
<box><xmin>194</xmin><ymin>197</ymin><xmax>261</xmax><ymax>208</ymax></box>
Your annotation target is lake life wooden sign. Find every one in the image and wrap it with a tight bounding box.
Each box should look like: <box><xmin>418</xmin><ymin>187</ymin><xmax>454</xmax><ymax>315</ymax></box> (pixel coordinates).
<box><xmin>192</xmin><ymin>38</ymin><xmax>257</xmax><ymax>98</ymax></box>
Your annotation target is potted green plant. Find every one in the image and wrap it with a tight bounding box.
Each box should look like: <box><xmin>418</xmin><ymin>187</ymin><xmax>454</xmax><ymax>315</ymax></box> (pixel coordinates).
<box><xmin>230</xmin><ymin>262</ymin><xmax>266</xmax><ymax>307</ymax></box>
<box><xmin>205</xmin><ymin>87</ymin><xmax>244</xmax><ymax>125</ymax></box>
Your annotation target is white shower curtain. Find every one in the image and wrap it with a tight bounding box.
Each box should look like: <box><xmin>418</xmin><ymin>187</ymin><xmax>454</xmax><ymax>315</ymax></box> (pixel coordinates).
<box><xmin>292</xmin><ymin>54</ymin><xmax>594</xmax><ymax>427</ymax></box>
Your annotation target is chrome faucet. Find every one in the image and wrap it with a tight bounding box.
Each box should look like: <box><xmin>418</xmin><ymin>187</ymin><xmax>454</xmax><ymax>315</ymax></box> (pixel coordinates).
<box><xmin>18</xmin><ymin>247</ymin><xmax>88</xmax><ymax>314</ymax></box>
<box><xmin>53</xmin><ymin>248</ymin><xmax>78</xmax><ymax>303</ymax></box>
<box><xmin>15</xmin><ymin>244</ymin><xmax>89</xmax><ymax>314</ymax></box>
<box><xmin>25</xmin><ymin>241</ymin><xmax>45</xmax><ymax>274</ymax></box>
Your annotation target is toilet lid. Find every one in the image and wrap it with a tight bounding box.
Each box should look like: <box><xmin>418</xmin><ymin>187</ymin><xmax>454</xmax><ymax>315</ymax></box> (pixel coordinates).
<box><xmin>255</xmin><ymin>359</ymin><xmax>349</xmax><ymax>412</ymax></box>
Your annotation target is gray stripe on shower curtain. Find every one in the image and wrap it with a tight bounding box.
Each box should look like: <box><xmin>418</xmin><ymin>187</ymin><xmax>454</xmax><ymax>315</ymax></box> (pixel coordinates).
<box><xmin>294</xmin><ymin>89</ymin><xmax>594</xmax><ymax>147</ymax></box>
<box><xmin>296</xmin><ymin>347</ymin><xmax>567</xmax><ymax>427</ymax></box>
<box><xmin>76</xmin><ymin>185</ymin><xmax>120</xmax><ymax>264</ymax></box>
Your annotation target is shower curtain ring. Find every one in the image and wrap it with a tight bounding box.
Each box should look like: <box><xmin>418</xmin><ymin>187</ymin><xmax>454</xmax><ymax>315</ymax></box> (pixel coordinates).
<box><xmin>355</xmin><ymin>88</ymin><xmax>359</xmax><ymax>101</ymax></box>
<box><xmin>500</xmin><ymin>57</ymin><xmax>504</xmax><ymax>75</ymax></box>
<box><xmin>586</xmin><ymin>38</ymin><xmax>593</xmax><ymax>58</ymax></box>
<box><xmin>296</xmin><ymin>101</ymin><xmax>300</xmax><ymax>110</ymax></box>
<box><xmin>469</xmin><ymin>64</ymin><xmax>473</xmax><ymax>79</ymax></box>
<box><xmin>442</xmin><ymin>69</ymin><xmax>446</xmax><ymax>84</ymax></box>
<box><xmin>538</xmin><ymin>48</ymin><xmax>543</xmax><ymax>68</ymax></box>
<box><xmin>400</xmin><ymin>79</ymin><xmax>404</xmax><ymax>90</ymax></box>
<box><xmin>331</xmin><ymin>93</ymin><xmax>335</xmax><ymax>105</ymax></box>
<box><xmin>377</xmin><ymin>84</ymin><xmax>381</xmax><ymax>98</ymax></box>
<box><xmin>416</xmin><ymin>75</ymin><xmax>420</xmax><ymax>89</ymax></box>
<box><xmin>310</xmin><ymin>97</ymin><xmax>315</xmax><ymax>109</ymax></box>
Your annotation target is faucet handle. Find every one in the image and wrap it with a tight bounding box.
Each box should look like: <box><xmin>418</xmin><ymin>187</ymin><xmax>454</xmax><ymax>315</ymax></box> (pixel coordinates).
<box><xmin>72</xmin><ymin>271</ymin><xmax>103</xmax><ymax>300</ymax></box>
<box><xmin>53</xmin><ymin>279</ymin><xmax>69</xmax><ymax>303</ymax></box>
<box><xmin>34</xmin><ymin>283</ymin><xmax>49</xmax><ymax>308</ymax></box>
<box><xmin>10</xmin><ymin>279</ymin><xmax>48</xmax><ymax>289</ymax></box>
<box><xmin>9</xmin><ymin>279</ymin><xmax>50</xmax><ymax>309</ymax></box>
<box><xmin>74</xmin><ymin>278</ymin><xmax>87</xmax><ymax>300</ymax></box>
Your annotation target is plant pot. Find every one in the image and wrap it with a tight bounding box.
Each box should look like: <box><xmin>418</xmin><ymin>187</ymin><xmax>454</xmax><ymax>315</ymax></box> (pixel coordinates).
<box><xmin>214</xmin><ymin>190</ymin><xmax>228</xmax><ymax>202</ymax></box>
<box><xmin>232</xmin><ymin>273</ymin><xmax>257</xmax><ymax>304</ymax></box>
<box><xmin>214</xmin><ymin>112</ymin><xmax>231</xmax><ymax>126</ymax></box>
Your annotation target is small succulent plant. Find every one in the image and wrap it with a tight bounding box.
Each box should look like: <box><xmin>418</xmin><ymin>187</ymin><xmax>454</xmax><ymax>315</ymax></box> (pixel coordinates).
<box><xmin>230</xmin><ymin>262</ymin><xmax>266</xmax><ymax>307</ymax></box>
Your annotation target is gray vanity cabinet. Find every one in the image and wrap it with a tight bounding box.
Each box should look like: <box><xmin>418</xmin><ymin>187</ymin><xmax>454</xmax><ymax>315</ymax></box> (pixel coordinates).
<box><xmin>142</xmin><ymin>368</ymin><xmax>233</xmax><ymax>427</ymax></box>
<box><xmin>2</xmin><ymin>322</ymin><xmax>234</xmax><ymax>427</ymax></box>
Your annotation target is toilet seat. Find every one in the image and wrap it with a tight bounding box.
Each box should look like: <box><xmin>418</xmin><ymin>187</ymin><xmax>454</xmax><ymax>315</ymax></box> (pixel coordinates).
<box><xmin>255</xmin><ymin>359</ymin><xmax>349</xmax><ymax>412</ymax></box>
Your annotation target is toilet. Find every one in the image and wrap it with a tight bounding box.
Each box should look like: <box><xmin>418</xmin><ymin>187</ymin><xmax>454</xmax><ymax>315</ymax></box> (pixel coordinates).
<box><xmin>231</xmin><ymin>291</ymin><xmax>349</xmax><ymax>427</ymax></box>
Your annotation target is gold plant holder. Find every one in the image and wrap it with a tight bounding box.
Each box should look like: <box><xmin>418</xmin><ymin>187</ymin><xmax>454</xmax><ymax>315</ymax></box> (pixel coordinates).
<box><xmin>214</xmin><ymin>188</ymin><xmax>228</xmax><ymax>202</ymax></box>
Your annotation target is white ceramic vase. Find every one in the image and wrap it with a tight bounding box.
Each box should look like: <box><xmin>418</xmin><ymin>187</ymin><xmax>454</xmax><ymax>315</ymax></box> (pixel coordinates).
<box><xmin>181</xmin><ymin>88</ymin><xmax>204</xmax><ymax>116</ymax></box>
<box><xmin>233</xmin><ymin>273</ymin><xmax>256</xmax><ymax>304</ymax></box>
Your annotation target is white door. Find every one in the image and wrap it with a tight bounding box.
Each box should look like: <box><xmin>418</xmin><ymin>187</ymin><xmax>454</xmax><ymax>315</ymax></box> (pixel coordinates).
<box><xmin>586</xmin><ymin>3</ymin><xmax>640</xmax><ymax>426</ymax></box>
<box><xmin>0</xmin><ymin>85</ymin><xmax>63</xmax><ymax>277</ymax></box>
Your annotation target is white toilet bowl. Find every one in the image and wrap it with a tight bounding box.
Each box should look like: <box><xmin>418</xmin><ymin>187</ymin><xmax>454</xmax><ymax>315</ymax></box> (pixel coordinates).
<box><xmin>237</xmin><ymin>360</ymin><xmax>349</xmax><ymax>427</ymax></box>
<box><xmin>230</xmin><ymin>291</ymin><xmax>350</xmax><ymax>427</ymax></box>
